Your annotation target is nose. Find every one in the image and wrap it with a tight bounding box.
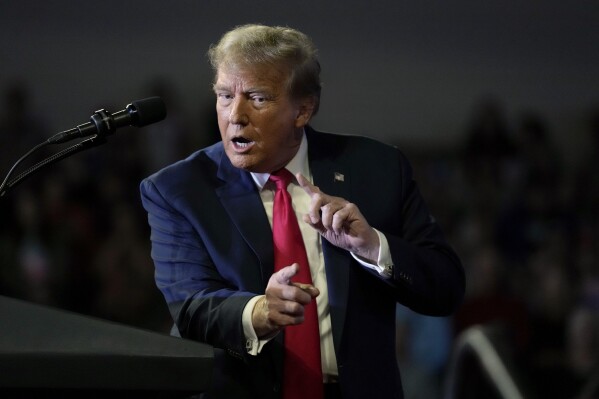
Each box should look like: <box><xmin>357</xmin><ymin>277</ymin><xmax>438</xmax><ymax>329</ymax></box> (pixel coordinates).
<box><xmin>229</xmin><ymin>96</ymin><xmax>249</xmax><ymax>126</ymax></box>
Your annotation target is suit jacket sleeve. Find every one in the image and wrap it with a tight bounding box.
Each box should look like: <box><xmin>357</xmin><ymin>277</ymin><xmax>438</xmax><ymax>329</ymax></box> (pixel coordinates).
<box><xmin>140</xmin><ymin>176</ymin><xmax>252</xmax><ymax>360</ymax></box>
<box><xmin>309</xmin><ymin>130</ymin><xmax>465</xmax><ymax>317</ymax></box>
<box><xmin>384</xmin><ymin>150</ymin><xmax>464</xmax><ymax>316</ymax></box>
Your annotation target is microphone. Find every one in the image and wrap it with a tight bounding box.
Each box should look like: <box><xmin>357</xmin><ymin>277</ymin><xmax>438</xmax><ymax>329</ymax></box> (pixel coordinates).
<box><xmin>48</xmin><ymin>97</ymin><xmax>166</xmax><ymax>144</ymax></box>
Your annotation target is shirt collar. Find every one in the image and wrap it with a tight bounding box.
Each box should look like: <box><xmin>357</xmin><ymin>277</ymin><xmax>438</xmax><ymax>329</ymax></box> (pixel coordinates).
<box><xmin>250</xmin><ymin>131</ymin><xmax>309</xmax><ymax>190</ymax></box>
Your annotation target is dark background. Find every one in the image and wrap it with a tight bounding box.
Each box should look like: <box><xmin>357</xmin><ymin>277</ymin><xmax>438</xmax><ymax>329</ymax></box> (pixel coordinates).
<box><xmin>1</xmin><ymin>1</ymin><xmax>598</xmax><ymax>155</ymax></box>
<box><xmin>1</xmin><ymin>1</ymin><xmax>599</xmax><ymax>398</ymax></box>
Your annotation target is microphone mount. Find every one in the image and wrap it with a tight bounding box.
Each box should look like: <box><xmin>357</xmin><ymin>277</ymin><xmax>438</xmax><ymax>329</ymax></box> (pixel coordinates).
<box><xmin>48</xmin><ymin>97</ymin><xmax>166</xmax><ymax>145</ymax></box>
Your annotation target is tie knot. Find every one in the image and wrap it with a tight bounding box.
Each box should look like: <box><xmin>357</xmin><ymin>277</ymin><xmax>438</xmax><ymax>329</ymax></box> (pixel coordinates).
<box><xmin>269</xmin><ymin>168</ymin><xmax>294</xmax><ymax>190</ymax></box>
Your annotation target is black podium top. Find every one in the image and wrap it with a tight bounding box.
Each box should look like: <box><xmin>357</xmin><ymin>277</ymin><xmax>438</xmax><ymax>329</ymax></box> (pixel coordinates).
<box><xmin>0</xmin><ymin>295</ymin><xmax>213</xmax><ymax>398</ymax></box>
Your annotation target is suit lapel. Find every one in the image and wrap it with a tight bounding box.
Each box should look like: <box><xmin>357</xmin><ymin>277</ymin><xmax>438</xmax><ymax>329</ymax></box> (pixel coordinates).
<box><xmin>214</xmin><ymin>131</ymin><xmax>352</xmax><ymax>354</ymax></box>
<box><xmin>307</xmin><ymin>129</ymin><xmax>351</xmax><ymax>355</ymax></box>
<box><xmin>215</xmin><ymin>154</ymin><xmax>274</xmax><ymax>287</ymax></box>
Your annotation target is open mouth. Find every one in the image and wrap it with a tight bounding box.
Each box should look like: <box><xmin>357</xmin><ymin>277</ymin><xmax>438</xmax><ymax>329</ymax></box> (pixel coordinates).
<box><xmin>232</xmin><ymin>137</ymin><xmax>255</xmax><ymax>150</ymax></box>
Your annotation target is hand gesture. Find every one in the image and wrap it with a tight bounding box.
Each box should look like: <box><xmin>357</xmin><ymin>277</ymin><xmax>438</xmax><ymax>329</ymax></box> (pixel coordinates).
<box><xmin>252</xmin><ymin>263</ymin><xmax>319</xmax><ymax>338</ymax></box>
<box><xmin>297</xmin><ymin>173</ymin><xmax>380</xmax><ymax>263</ymax></box>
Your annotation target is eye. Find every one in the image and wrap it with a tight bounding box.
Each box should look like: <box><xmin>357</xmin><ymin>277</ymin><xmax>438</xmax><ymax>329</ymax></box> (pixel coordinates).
<box><xmin>251</xmin><ymin>94</ymin><xmax>268</xmax><ymax>106</ymax></box>
<box><xmin>216</xmin><ymin>92</ymin><xmax>233</xmax><ymax>105</ymax></box>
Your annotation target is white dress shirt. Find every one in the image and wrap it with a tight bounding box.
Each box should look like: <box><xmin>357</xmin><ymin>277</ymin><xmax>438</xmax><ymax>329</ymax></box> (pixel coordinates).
<box><xmin>241</xmin><ymin>133</ymin><xmax>393</xmax><ymax>378</ymax></box>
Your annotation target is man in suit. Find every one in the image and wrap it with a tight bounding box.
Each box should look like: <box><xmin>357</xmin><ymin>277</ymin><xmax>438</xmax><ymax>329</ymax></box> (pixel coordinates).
<box><xmin>140</xmin><ymin>24</ymin><xmax>465</xmax><ymax>399</ymax></box>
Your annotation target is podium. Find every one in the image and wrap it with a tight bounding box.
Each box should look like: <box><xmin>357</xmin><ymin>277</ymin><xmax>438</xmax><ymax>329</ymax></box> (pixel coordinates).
<box><xmin>0</xmin><ymin>295</ymin><xmax>213</xmax><ymax>398</ymax></box>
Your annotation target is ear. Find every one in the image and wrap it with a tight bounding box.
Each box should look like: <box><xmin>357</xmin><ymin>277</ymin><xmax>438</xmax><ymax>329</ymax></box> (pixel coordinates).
<box><xmin>294</xmin><ymin>97</ymin><xmax>316</xmax><ymax>128</ymax></box>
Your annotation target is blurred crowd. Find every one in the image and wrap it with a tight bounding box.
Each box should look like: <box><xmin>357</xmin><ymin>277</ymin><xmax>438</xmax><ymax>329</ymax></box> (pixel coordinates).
<box><xmin>0</xmin><ymin>80</ymin><xmax>218</xmax><ymax>333</ymax></box>
<box><xmin>398</xmin><ymin>98</ymin><xmax>599</xmax><ymax>398</ymax></box>
<box><xmin>1</xmin><ymin>82</ymin><xmax>598</xmax><ymax>398</ymax></box>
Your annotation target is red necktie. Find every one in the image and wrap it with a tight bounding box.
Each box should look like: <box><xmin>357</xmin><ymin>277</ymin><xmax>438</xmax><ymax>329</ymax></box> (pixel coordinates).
<box><xmin>269</xmin><ymin>169</ymin><xmax>323</xmax><ymax>399</ymax></box>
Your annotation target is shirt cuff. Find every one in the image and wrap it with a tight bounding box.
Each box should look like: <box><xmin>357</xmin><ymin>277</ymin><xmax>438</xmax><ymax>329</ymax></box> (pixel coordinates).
<box><xmin>351</xmin><ymin>229</ymin><xmax>394</xmax><ymax>278</ymax></box>
<box><xmin>242</xmin><ymin>295</ymin><xmax>277</xmax><ymax>355</ymax></box>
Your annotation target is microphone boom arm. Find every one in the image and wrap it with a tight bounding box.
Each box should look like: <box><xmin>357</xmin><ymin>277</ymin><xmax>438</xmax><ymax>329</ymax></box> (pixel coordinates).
<box><xmin>0</xmin><ymin>135</ymin><xmax>108</xmax><ymax>198</ymax></box>
<box><xmin>0</xmin><ymin>96</ymin><xmax>166</xmax><ymax>198</ymax></box>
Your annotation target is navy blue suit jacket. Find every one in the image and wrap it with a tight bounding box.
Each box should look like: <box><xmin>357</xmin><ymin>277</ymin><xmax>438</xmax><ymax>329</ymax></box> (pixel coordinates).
<box><xmin>140</xmin><ymin>127</ymin><xmax>465</xmax><ymax>399</ymax></box>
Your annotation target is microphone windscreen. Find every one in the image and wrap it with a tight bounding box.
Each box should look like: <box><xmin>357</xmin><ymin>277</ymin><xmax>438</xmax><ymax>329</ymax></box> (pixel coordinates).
<box><xmin>130</xmin><ymin>97</ymin><xmax>167</xmax><ymax>127</ymax></box>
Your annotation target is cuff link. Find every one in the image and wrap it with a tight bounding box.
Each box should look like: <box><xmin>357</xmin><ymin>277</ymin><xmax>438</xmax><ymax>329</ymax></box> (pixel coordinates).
<box><xmin>382</xmin><ymin>264</ymin><xmax>393</xmax><ymax>278</ymax></box>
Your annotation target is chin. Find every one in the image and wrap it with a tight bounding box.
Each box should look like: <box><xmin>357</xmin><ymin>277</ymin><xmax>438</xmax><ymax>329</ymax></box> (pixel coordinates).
<box><xmin>227</xmin><ymin>153</ymin><xmax>259</xmax><ymax>172</ymax></box>
<box><xmin>225</xmin><ymin>150</ymin><xmax>281</xmax><ymax>173</ymax></box>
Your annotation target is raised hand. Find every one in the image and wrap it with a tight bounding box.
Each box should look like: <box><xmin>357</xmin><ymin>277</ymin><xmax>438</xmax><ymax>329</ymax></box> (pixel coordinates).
<box><xmin>296</xmin><ymin>173</ymin><xmax>380</xmax><ymax>264</ymax></box>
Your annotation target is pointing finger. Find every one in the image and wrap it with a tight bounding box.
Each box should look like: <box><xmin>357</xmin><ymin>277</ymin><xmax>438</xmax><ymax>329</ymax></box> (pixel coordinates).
<box><xmin>296</xmin><ymin>173</ymin><xmax>318</xmax><ymax>196</ymax></box>
<box><xmin>297</xmin><ymin>174</ymin><xmax>326</xmax><ymax>224</ymax></box>
<box><xmin>291</xmin><ymin>282</ymin><xmax>320</xmax><ymax>298</ymax></box>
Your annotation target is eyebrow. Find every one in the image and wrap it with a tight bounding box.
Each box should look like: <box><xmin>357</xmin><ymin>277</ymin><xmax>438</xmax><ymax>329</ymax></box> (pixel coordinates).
<box><xmin>212</xmin><ymin>83</ymin><xmax>229</xmax><ymax>92</ymax></box>
<box><xmin>213</xmin><ymin>84</ymin><xmax>274</xmax><ymax>96</ymax></box>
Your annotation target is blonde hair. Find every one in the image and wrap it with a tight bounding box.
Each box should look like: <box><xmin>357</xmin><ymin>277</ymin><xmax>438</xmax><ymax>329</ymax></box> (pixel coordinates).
<box><xmin>208</xmin><ymin>24</ymin><xmax>322</xmax><ymax>114</ymax></box>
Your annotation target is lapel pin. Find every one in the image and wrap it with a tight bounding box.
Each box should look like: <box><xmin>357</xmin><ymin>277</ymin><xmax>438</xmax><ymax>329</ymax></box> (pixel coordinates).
<box><xmin>334</xmin><ymin>172</ymin><xmax>345</xmax><ymax>182</ymax></box>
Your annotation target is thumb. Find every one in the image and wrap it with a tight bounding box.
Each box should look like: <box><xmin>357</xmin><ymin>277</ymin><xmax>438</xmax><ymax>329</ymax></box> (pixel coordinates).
<box><xmin>274</xmin><ymin>263</ymin><xmax>299</xmax><ymax>284</ymax></box>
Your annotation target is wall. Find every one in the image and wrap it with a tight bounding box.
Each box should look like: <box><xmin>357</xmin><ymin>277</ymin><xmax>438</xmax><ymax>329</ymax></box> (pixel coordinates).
<box><xmin>1</xmin><ymin>1</ymin><xmax>598</xmax><ymax>160</ymax></box>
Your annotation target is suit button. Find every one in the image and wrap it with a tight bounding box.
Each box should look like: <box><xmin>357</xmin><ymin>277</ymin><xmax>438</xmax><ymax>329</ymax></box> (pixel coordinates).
<box><xmin>273</xmin><ymin>383</ymin><xmax>280</xmax><ymax>392</ymax></box>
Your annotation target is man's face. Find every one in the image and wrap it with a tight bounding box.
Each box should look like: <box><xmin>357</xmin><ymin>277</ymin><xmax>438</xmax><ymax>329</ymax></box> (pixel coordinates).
<box><xmin>214</xmin><ymin>64</ymin><xmax>312</xmax><ymax>173</ymax></box>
